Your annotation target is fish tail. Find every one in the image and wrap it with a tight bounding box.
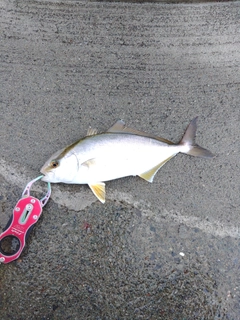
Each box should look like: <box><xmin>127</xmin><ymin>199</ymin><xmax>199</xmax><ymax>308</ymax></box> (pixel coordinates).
<box><xmin>179</xmin><ymin>117</ymin><xmax>214</xmax><ymax>158</ymax></box>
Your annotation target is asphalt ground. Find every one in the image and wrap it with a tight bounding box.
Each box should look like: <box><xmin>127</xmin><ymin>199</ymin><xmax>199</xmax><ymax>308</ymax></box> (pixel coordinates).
<box><xmin>0</xmin><ymin>0</ymin><xmax>239</xmax><ymax>319</ymax></box>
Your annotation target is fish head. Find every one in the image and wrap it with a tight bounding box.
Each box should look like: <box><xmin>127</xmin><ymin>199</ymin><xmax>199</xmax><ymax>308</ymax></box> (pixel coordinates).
<box><xmin>40</xmin><ymin>148</ymin><xmax>79</xmax><ymax>183</ymax></box>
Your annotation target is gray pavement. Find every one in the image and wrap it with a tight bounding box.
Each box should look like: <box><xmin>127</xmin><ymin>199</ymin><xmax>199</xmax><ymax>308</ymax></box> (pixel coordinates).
<box><xmin>0</xmin><ymin>0</ymin><xmax>239</xmax><ymax>319</ymax></box>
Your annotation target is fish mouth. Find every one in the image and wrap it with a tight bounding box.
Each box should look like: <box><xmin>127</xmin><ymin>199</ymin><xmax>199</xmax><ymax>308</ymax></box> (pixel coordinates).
<box><xmin>40</xmin><ymin>167</ymin><xmax>58</xmax><ymax>183</ymax></box>
<box><xmin>40</xmin><ymin>167</ymin><xmax>51</xmax><ymax>182</ymax></box>
<box><xmin>40</xmin><ymin>165</ymin><xmax>51</xmax><ymax>175</ymax></box>
<box><xmin>40</xmin><ymin>169</ymin><xmax>46</xmax><ymax>178</ymax></box>
<box><xmin>40</xmin><ymin>166</ymin><xmax>46</xmax><ymax>174</ymax></box>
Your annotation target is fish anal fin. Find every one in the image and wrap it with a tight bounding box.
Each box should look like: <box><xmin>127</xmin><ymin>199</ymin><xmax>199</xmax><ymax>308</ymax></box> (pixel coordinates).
<box><xmin>87</xmin><ymin>127</ymin><xmax>98</xmax><ymax>136</ymax></box>
<box><xmin>139</xmin><ymin>155</ymin><xmax>176</xmax><ymax>183</ymax></box>
<box><xmin>89</xmin><ymin>182</ymin><xmax>106</xmax><ymax>203</ymax></box>
<box><xmin>107</xmin><ymin>120</ymin><xmax>174</xmax><ymax>145</ymax></box>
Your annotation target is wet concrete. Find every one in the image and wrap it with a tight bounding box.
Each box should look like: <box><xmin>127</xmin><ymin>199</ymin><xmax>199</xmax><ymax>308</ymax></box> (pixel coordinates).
<box><xmin>0</xmin><ymin>0</ymin><xmax>240</xmax><ymax>319</ymax></box>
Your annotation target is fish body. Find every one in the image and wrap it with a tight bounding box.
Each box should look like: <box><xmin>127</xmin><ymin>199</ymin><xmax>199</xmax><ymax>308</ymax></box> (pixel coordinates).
<box><xmin>41</xmin><ymin>118</ymin><xmax>213</xmax><ymax>203</ymax></box>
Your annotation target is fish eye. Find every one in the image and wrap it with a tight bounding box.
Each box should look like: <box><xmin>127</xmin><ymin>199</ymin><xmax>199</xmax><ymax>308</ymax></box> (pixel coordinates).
<box><xmin>51</xmin><ymin>160</ymin><xmax>59</xmax><ymax>168</ymax></box>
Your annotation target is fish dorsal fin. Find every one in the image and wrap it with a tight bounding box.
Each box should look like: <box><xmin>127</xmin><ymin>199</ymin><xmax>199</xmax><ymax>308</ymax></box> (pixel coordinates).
<box><xmin>139</xmin><ymin>155</ymin><xmax>177</xmax><ymax>183</ymax></box>
<box><xmin>107</xmin><ymin>120</ymin><xmax>174</xmax><ymax>145</ymax></box>
<box><xmin>107</xmin><ymin>119</ymin><xmax>126</xmax><ymax>132</ymax></box>
<box><xmin>89</xmin><ymin>182</ymin><xmax>106</xmax><ymax>203</ymax></box>
<box><xmin>87</xmin><ymin>127</ymin><xmax>98</xmax><ymax>136</ymax></box>
<box><xmin>107</xmin><ymin>119</ymin><xmax>145</xmax><ymax>135</ymax></box>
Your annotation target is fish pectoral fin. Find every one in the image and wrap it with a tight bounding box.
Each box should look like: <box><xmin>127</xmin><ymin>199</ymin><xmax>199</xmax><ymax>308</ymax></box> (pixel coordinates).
<box><xmin>139</xmin><ymin>155</ymin><xmax>177</xmax><ymax>183</ymax></box>
<box><xmin>107</xmin><ymin>120</ymin><xmax>174</xmax><ymax>145</ymax></box>
<box><xmin>87</xmin><ymin>127</ymin><xmax>98</xmax><ymax>136</ymax></box>
<box><xmin>81</xmin><ymin>158</ymin><xmax>96</xmax><ymax>168</ymax></box>
<box><xmin>89</xmin><ymin>182</ymin><xmax>106</xmax><ymax>203</ymax></box>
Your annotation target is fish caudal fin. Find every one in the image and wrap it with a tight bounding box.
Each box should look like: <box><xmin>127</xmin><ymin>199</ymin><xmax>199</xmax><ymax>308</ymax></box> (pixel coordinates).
<box><xmin>89</xmin><ymin>182</ymin><xmax>106</xmax><ymax>203</ymax></box>
<box><xmin>180</xmin><ymin>117</ymin><xmax>214</xmax><ymax>158</ymax></box>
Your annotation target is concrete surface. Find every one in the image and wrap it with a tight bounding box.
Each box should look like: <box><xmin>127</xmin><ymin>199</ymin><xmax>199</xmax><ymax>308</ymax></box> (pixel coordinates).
<box><xmin>0</xmin><ymin>0</ymin><xmax>239</xmax><ymax>319</ymax></box>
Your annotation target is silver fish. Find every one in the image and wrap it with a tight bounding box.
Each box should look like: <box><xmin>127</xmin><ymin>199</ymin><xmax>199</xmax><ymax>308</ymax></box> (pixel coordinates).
<box><xmin>41</xmin><ymin>118</ymin><xmax>213</xmax><ymax>203</ymax></box>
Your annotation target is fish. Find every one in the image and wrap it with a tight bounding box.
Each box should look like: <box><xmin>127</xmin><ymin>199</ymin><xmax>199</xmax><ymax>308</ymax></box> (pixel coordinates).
<box><xmin>40</xmin><ymin>117</ymin><xmax>213</xmax><ymax>203</ymax></box>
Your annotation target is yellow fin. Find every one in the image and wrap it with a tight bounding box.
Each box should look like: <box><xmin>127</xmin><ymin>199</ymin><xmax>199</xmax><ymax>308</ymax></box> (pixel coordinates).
<box><xmin>107</xmin><ymin>120</ymin><xmax>174</xmax><ymax>145</ymax></box>
<box><xmin>87</xmin><ymin>127</ymin><xmax>98</xmax><ymax>136</ymax></box>
<box><xmin>139</xmin><ymin>155</ymin><xmax>176</xmax><ymax>183</ymax></box>
<box><xmin>89</xmin><ymin>182</ymin><xmax>106</xmax><ymax>203</ymax></box>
